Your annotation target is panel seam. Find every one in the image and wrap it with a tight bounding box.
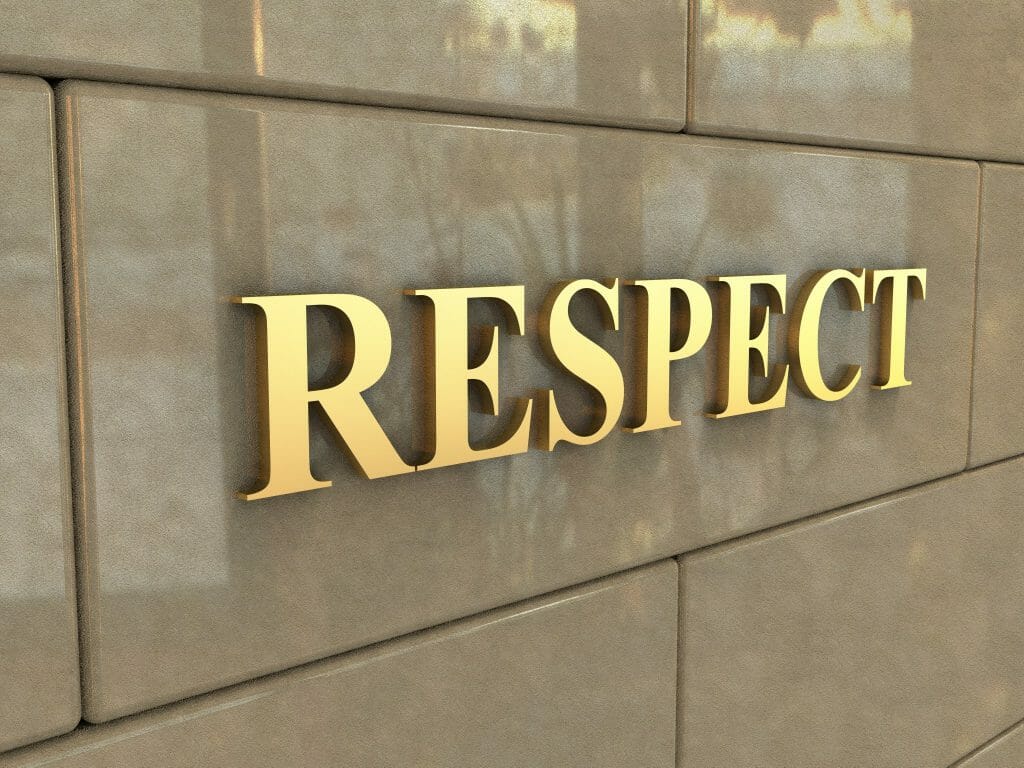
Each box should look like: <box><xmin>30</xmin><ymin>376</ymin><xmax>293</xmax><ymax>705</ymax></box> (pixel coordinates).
<box><xmin>0</xmin><ymin>70</ymin><xmax>1022</xmax><ymax>167</ymax></box>
<box><xmin>52</xmin><ymin>83</ymin><xmax>94</xmax><ymax>731</ymax></box>
<box><xmin>948</xmin><ymin>716</ymin><xmax>1024</xmax><ymax>767</ymax></box>
<box><xmin>675</xmin><ymin>557</ymin><xmax>686</xmax><ymax>768</ymax></box>
<box><xmin>964</xmin><ymin>164</ymin><xmax>985</xmax><ymax>467</ymax></box>
<box><xmin>685</xmin><ymin>0</ymin><xmax>698</xmax><ymax>130</ymax></box>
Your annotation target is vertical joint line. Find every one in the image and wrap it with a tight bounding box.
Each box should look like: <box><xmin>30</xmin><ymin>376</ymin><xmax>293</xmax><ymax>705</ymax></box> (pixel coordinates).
<box><xmin>685</xmin><ymin>0</ymin><xmax>698</xmax><ymax>131</ymax></box>
<box><xmin>947</xmin><ymin>716</ymin><xmax>1024</xmax><ymax>767</ymax></box>
<box><xmin>53</xmin><ymin>85</ymin><xmax>93</xmax><ymax>720</ymax></box>
<box><xmin>674</xmin><ymin>556</ymin><xmax>685</xmax><ymax>767</ymax></box>
<box><xmin>965</xmin><ymin>164</ymin><xmax>985</xmax><ymax>469</ymax></box>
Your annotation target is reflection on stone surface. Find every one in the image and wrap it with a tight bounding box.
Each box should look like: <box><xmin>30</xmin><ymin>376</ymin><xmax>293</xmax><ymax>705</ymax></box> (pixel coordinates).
<box><xmin>703</xmin><ymin>0</ymin><xmax>912</xmax><ymax>49</ymax></box>
<box><xmin>700</xmin><ymin>0</ymin><xmax>912</xmax><ymax>105</ymax></box>
<box><xmin>251</xmin><ymin>0</ymin><xmax>266</xmax><ymax>76</ymax></box>
<box><xmin>0</xmin><ymin>0</ymin><xmax>684</xmax><ymax>128</ymax></box>
<box><xmin>451</xmin><ymin>0</ymin><xmax>577</xmax><ymax>53</ymax></box>
<box><xmin>61</xmin><ymin>81</ymin><xmax>977</xmax><ymax>722</ymax></box>
<box><xmin>268</xmin><ymin>0</ymin><xmax>581</xmax><ymax>107</ymax></box>
<box><xmin>809</xmin><ymin>0</ymin><xmax>911</xmax><ymax>47</ymax></box>
<box><xmin>692</xmin><ymin>0</ymin><xmax>1024</xmax><ymax>160</ymax></box>
<box><xmin>701</xmin><ymin>0</ymin><xmax>801</xmax><ymax>50</ymax></box>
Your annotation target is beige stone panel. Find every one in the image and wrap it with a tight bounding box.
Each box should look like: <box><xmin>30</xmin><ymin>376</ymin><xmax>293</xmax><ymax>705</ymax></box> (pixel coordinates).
<box><xmin>680</xmin><ymin>459</ymin><xmax>1024</xmax><ymax>768</ymax></box>
<box><xmin>60</xmin><ymin>80</ymin><xmax>977</xmax><ymax>721</ymax></box>
<box><xmin>0</xmin><ymin>0</ymin><xmax>685</xmax><ymax>130</ymax></box>
<box><xmin>0</xmin><ymin>563</ymin><xmax>676</xmax><ymax>768</ymax></box>
<box><xmin>690</xmin><ymin>1</ymin><xmax>1024</xmax><ymax>162</ymax></box>
<box><xmin>957</xmin><ymin>720</ymin><xmax>1024</xmax><ymax>768</ymax></box>
<box><xmin>0</xmin><ymin>75</ymin><xmax>80</xmax><ymax>753</ymax></box>
<box><xmin>970</xmin><ymin>164</ymin><xmax>1024</xmax><ymax>467</ymax></box>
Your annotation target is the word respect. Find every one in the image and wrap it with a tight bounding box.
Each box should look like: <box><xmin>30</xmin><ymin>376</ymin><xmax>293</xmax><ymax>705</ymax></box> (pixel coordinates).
<box><xmin>237</xmin><ymin>267</ymin><xmax>925</xmax><ymax>499</ymax></box>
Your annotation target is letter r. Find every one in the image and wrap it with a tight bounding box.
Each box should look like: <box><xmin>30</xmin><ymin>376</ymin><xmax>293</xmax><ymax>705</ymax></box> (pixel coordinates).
<box><xmin>236</xmin><ymin>294</ymin><xmax>413</xmax><ymax>500</ymax></box>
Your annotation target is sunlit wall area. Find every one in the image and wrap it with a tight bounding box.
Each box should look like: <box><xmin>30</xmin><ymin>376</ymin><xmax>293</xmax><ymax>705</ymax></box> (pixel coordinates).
<box><xmin>692</xmin><ymin>0</ymin><xmax>1024</xmax><ymax>160</ymax></box>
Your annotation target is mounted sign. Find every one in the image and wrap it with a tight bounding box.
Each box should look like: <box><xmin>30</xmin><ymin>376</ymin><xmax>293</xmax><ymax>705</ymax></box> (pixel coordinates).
<box><xmin>235</xmin><ymin>268</ymin><xmax>925</xmax><ymax>500</ymax></box>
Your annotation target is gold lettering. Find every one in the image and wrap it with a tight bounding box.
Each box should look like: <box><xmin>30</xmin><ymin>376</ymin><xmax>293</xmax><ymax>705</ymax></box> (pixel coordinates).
<box><xmin>408</xmin><ymin>286</ymin><xmax>533</xmax><ymax>471</ymax></box>
<box><xmin>237</xmin><ymin>294</ymin><xmax>412</xmax><ymax>500</ymax></box>
<box><xmin>540</xmin><ymin>279</ymin><xmax>624</xmax><ymax>451</ymax></box>
<box><xmin>706</xmin><ymin>274</ymin><xmax>789</xmax><ymax>418</ymax></box>
<box><xmin>789</xmin><ymin>269</ymin><xmax>866</xmax><ymax>401</ymax></box>
<box><xmin>237</xmin><ymin>268</ymin><xmax>929</xmax><ymax>495</ymax></box>
<box><xmin>867</xmin><ymin>268</ymin><xmax>927</xmax><ymax>389</ymax></box>
<box><xmin>627</xmin><ymin>279</ymin><xmax>712</xmax><ymax>432</ymax></box>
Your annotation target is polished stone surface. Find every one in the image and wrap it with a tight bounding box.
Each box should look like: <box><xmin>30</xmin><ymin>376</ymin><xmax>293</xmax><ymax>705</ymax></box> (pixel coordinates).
<box><xmin>680</xmin><ymin>460</ymin><xmax>1024</xmax><ymax>768</ymax></box>
<box><xmin>970</xmin><ymin>164</ymin><xmax>1024</xmax><ymax>467</ymax></box>
<box><xmin>60</xmin><ymin>80</ymin><xmax>978</xmax><ymax>721</ymax></box>
<box><xmin>0</xmin><ymin>0</ymin><xmax>685</xmax><ymax>130</ymax></box>
<box><xmin>0</xmin><ymin>563</ymin><xmax>676</xmax><ymax>767</ymax></box>
<box><xmin>690</xmin><ymin>0</ymin><xmax>1024</xmax><ymax>162</ymax></box>
<box><xmin>958</xmin><ymin>720</ymin><xmax>1024</xmax><ymax>768</ymax></box>
<box><xmin>0</xmin><ymin>76</ymin><xmax>79</xmax><ymax>752</ymax></box>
